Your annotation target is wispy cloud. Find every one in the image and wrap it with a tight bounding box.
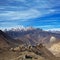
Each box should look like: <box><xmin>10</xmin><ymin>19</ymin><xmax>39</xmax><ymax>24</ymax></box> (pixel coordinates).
<box><xmin>34</xmin><ymin>25</ymin><xmax>55</xmax><ymax>28</ymax></box>
<box><xmin>0</xmin><ymin>9</ymin><xmax>56</xmax><ymax>21</ymax></box>
<box><xmin>34</xmin><ymin>24</ymin><xmax>60</xmax><ymax>30</ymax></box>
<box><xmin>47</xmin><ymin>28</ymin><xmax>60</xmax><ymax>31</ymax></box>
<box><xmin>0</xmin><ymin>9</ymin><xmax>40</xmax><ymax>20</ymax></box>
<box><xmin>0</xmin><ymin>0</ymin><xmax>60</xmax><ymax>30</ymax></box>
<box><xmin>0</xmin><ymin>0</ymin><xmax>57</xmax><ymax>21</ymax></box>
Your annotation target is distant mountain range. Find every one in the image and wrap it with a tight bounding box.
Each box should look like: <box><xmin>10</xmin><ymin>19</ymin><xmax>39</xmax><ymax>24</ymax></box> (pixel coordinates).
<box><xmin>0</xmin><ymin>27</ymin><xmax>60</xmax><ymax>48</ymax></box>
<box><xmin>4</xmin><ymin>27</ymin><xmax>60</xmax><ymax>46</ymax></box>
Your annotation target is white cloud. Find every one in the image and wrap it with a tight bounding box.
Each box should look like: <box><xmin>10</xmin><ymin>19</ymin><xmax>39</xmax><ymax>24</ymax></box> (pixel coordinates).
<box><xmin>34</xmin><ymin>25</ymin><xmax>55</xmax><ymax>28</ymax></box>
<box><xmin>0</xmin><ymin>8</ymin><xmax>55</xmax><ymax>21</ymax></box>
<box><xmin>35</xmin><ymin>26</ymin><xmax>60</xmax><ymax>31</ymax></box>
<box><xmin>12</xmin><ymin>0</ymin><xmax>25</xmax><ymax>1</ymax></box>
<box><xmin>0</xmin><ymin>9</ymin><xmax>40</xmax><ymax>20</ymax></box>
<box><xmin>47</xmin><ymin>28</ymin><xmax>60</xmax><ymax>31</ymax></box>
<box><xmin>0</xmin><ymin>0</ymin><xmax>57</xmax><ymax>21</ymax></box>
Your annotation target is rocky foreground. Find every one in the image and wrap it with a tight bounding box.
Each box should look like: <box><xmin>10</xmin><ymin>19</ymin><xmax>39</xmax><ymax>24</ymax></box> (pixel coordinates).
<box><xmin>0</xmin><ymin>44</ymin><xmax>60</xmax><ymax>60</ymax></box>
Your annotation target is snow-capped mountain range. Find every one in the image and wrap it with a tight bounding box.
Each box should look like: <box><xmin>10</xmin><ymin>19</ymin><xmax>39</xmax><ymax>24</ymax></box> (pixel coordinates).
<box><xmin>4</xmin><ymin>26</ymin><xmax>36</xmax><ymax>31</ymax></box>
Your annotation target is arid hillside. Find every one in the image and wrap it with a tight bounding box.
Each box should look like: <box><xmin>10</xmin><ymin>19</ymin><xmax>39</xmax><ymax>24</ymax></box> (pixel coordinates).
<box><xmin>49</xmin><ymin>42</ymin><xmax>60</xmax><ymax>57</ymax></box>
<box><xmin>0</xmin><ymin>30</ymin><xmax>23</xmax><ymax>50</ymax></box>
<box><xmin>0</xmin><ymin>43</ymin><xmax>59</xmax><ymax>60</ymax></box>
<box><xmin>0</xmin><ymin>30</ymin><xmax>60</xmax><ymax>60</ymax></box>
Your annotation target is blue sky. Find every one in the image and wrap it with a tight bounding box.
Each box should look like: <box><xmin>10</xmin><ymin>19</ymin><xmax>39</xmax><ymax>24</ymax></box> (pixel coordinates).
<box><xmin>0</xmin><ymin>0</ymin><xmax>60</xmax><ymax>31</ymax></box>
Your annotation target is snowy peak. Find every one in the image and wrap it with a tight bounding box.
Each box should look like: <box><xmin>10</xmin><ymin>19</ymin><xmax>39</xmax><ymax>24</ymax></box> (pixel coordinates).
<box><xmin>4</xmin><ymin>26</ymin><xmax>36</xmax><ymax>31</ymax></box>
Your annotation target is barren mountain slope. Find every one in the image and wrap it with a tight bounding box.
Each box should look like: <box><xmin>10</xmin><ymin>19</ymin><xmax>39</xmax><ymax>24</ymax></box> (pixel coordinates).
<box><xmin>49</xmin><ymin>42</ymin><xmax>60</xmax><ymax>57</ymax></box>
